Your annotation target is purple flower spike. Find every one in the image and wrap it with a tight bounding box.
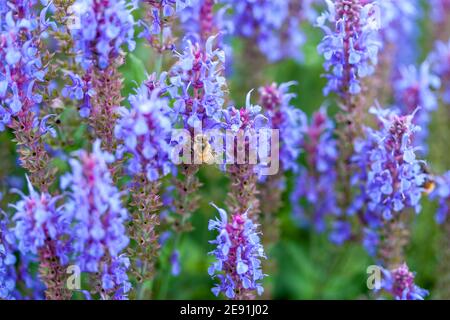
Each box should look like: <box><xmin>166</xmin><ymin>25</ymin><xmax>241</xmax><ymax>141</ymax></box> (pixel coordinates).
<box><xmin>431</xmin><ymin>171</ymin><xmax>450</xmax><ymax>224</ymax></box>
<box><xmin>70</xmin><ymin>0</ymin><xmax>136</xmax><ymax>69</ymax></box>
<box><xmin>380</xmin><ymin>263</ymin><xmax>428</xmax><ymax>300</ymax></box>
<box><xmin>208</xmin><ymin>203</ymin><xmax>266</xmax><ymax>299</ymax></box>
<box><xmin>291</xmin><ymin>108</ymin><xmax>340</xmax><ymax>233</ymax></box>
<box><xmin>317</xmin><ymin>0</ymin><xmax>381</xmax><ymax>97</ymax></box>
<box><xmin>62</xmin><ymin>141</ymin><xmax>131</xmax><ymax>298</ymax></box>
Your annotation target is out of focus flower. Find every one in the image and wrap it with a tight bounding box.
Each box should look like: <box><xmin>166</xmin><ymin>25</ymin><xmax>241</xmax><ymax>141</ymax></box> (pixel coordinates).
<box><xmin>208</xmin><ymin>203</ymin><xmax>265</xmax><ymax>299</ymax></box>
<box><xmin>431</xmin><ymin>171</ymin><xmax>450</xmax><ymax>224</ymax></box>
<box><xmin>350</xmin><ymin>107</ymin><xmax>428</xmax><ymax>227</ymax></box>
<box><xmin>378</xmin><ymin>0</ymin><xmax>420</xmax><ymax>65</ymax></box>
<box><xmin>115</xmin><ymin>79</ymin><xmax>173</xmax><ymax>181</ymax></box>
<box><xmin>61</xmin><ymin>72</ymin><xmax>95</xmax><ymax>118</ymax></box>
<box><xmin>0</xmin><ymin>213</ymin><xmax>16</xmax><ymax>300</ymax></box>
<box><xmin>221</xmin><ymin>0</ymin><xmax>309</xmax><ymax>62</ymax></box>
<box><xmin>380</xmin><ymin>263</ymin><xmax>428</xmax><ymax>300</ymax></box>
<box><xmin>61</xmin><ymin>141</ymin><xmax>130</xmax><ymax>297</ymax></box>
<box><xmin>11</xmin><ymin>178</ymin><xmax>69</xmax><ymax>264</ymax></box>
<box><xmin>329</xmin><ymin>221</ymin><xmax>351</xmax><ymax>245</ymax></box>
<box><xmin>317</xmin><ymin>0</ymin><xmax>381</xmax><ymax>97</ymax></box>
<box><xmin>394</xmin><ymin>62</ymin><xmax>440</xmax><ymax>149</ymax></box>
<box><xmin>170</xmin><ymin>250</ymin><xmax>181</xmax><ymax>276</ymax></box>
<box><xmin>429</xmin><ymin>39</ymin><xmax>450</xmax><ymax>104</ymax></box>
<box><xmin>429</xmin><ymin>0</ymin><xmax>450</xmax><ymax>25</ymax></box>
<box><xmin>70</xmin><ymin>0</ymin><xmax>136</xmax><ymax>69</ymax></box>
<box><xmin>290</xmin><ymin>108</ymin><xmax>339</xmax><ymax>232</ymax></box>
<box><xmin>258</xmin><ymin>82</ymin><xmax>305</xmax><ymax>173</ymax></box>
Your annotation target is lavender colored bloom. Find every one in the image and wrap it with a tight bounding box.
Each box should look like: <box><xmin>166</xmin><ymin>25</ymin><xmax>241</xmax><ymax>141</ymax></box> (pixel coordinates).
<box><xmin>221</xmin><ymin>91</ymin><xmax>270</xmax><ymax>178</ymax></box>
<box><xmin>168</xmin><ymin>35</ymin><xmax>226</xmax><ymax>130</ymax></box>
<box><xmin>170</xmin><ymin>250</ymin><xmax>181</xmax><ymax>276</ymax></box>
<box><xmin>101</xmin><ymin>254</ymin><xmax>132</xmax><ymax>300</ymax></box>
<box><xmin>329</xmin><ymin>221</ymin><xmax>351</xmax><ymax>245</ymax></box>
<box><xmin>10</xmin><ymin>177</ymin><xmax>69</xmax><ymax>264</ymax></box>
<box><xmin>316</xmin><ymin>0</ymin><xmax>381</xmax><ymax>97</ymax></box>
<box><xmin>431</xmin><ymin>171</ymin><xmax>450</xmax><ymax>224</ymax></box>
<box><xmin>394</xmin><ymin>62</ymin><xmax>440</xmax><ymax>149</ymax></box>
<box><xmin>208</xmin><ymin>203</ymin><xmax>265</xmax><ymax>299</ymax></box>
<box><xmin>62</xmin><ymin>72</ymin><xmax>95</xmax><ymax>118</ymax></box>
<box><xmin>0</xmin><ymin>0</ymin><xmax>47</xmax><ymax>130</ymax></box>
<box><xmin>350</xmin><ymin>107</ymin><xmax>428</xmax><ymax>230</ymax></box>
<box><xmin>362</xmin><ymin>227</ymin><xmax>379</xmax><ymax>257</ymax></box>
<box><xmin>115</xmin><ymin>78</ymin><xmax>173</xmax><ymax>182</ymax></box>
<box><xmin>429</xmin><ymin>0</ymin><xmax>450</xmax><ymax>24</ymax></box>
<box><xmin>380</xmin><ymin>263</ymin><xmax>428</xmax><ymax>300</ymax></box>
<box><xmin>220</xmin><ymin>0</ymin><xmax>308</xmax><ymax>62</ymax></box>
<box><xmin>61</xmin><ymin>141</ymin><xmax>131</xmax><ymax>298</ymax></box>
<box><xmin>258</xmin><ymin>82</ymin><xmax>305</xmax><ymax>173</ymax></box>
<box><xmin>429</xmin><ymin>39</ymin><xmax>450</xmax><ymax>104</ymax></box>
<box><xmin>290</xmin><ymin>108</ymin><xmax>339</xmax><ymax>232</ymax></box>
<box><xmin>0</xmin><ymin>213</ymin><xmax>17</xmax><ymax>299</ymax></box>
<box><xmin>70</xmin><ymin>0</ymin><xmax>136</xmax><ymax>69</ymax></box>
<box><xmin>378</xmin><ymin>0</ymin><xmax>420</xmax><ymax>65</ymax></box>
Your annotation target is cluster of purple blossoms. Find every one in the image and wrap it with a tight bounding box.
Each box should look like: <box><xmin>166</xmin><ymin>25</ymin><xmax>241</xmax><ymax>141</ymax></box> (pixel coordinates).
<box><xmin>258</xmin><ymin>82</ymin><xmax>305</xmax><ymax>173</ymax></box>
<box><xmin>0</xmin><ymin>0</ymin><xmax>47</xmax><ymax>130</ymax></box>
<box><xmin>221</xmin><ymin>91</ymin><xmax>270</xmax><ymax>177</ymax></box>
<box><xmin>379</xmin><ymin>263</ymin><xmax>428</xmax><ymax>300</ymax></box>
<box><xmin>61</xmin><ymin>141</ymin><xmax>131</xmax><ymax>298</ymax></box>
<box><xmin>429</xmin><ymin>39</ymin><xmax>450</xmax><ymax>104</ymax></box>
<box><xmin>431</xmin><ymin>171</ymin><xmax>450</xmax><ymax>224</ymax></box>
<box><xmin>378</xmin><ymin>0</ymin><xmax>420</xmax><ymax>65</ymax></box>
<box><xmin>11</xmin><ymin>178</ymin><xmax>69</xmax><ymax>264</ymax></box>
<box><xmin>208</xmin><ymin>203</ymin><xmax>265</xmax><ymax>299</ymax></box>
<box><xmin>140</xmin><ymin>0</ymin><xmax>191</xmax><ymax>51</ymax></box>
<box><xmin>178</xmin><ymin>0</ymin><xmax>229</xmax><ymax>49</ymax></box>
<box><xmin>394</xmin><ymin>62</ymin><xmax>440</xmax><ymax>150</ymax></box>
<box><xmin>168</xmin><ymin>35</ymin><xmax>226</xmax><ymax>130</ymax></box>
<box><xmin>350</xmin><ymin>108</ymin><xmax>428</xmax><ymax>254</ymax></box>
<box><xmin>220</xmin><ymin>0</ymin><xmax>307</xmax><ymax>62</ymax></box>
<box><xmin>61</xmin><ymin>71</ymin><xmax>95</xmax><ymax>118</ymax></box>
<box><xmin>429</xmin><ymin>0</ymin><xmax>450</xmax><ymax>25</ymax></box>
<box><xmin>290</xmin><ymin>108</ymin><xmax>340</xmax><ymax>233</ymax></box>
<box><xmin>70</xmin><ymin>0</ymin><xmax>137</xmax><ymax>69</ymax></box>
<box><xmin>0</xmin><ymin>212</ymin><xmax>17</xmax><ymax>299</ymax></box>
<box><xmin>316</xmin><ymin>0</ymin><xmax>381</xmax><ymax>96</ymax></box>
<box><xmin>115</xmin><ymin>80</ymin><xmax>173</xmax><ymax>181</ymax></box>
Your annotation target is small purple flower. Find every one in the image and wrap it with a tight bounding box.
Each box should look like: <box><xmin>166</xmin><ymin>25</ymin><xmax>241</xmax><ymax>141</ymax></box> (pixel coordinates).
<box><xmin>170</xmin><ymin>250</ymin><xmax>181</xmax><ymax>276</ymax></box>
<box><xmin>429</xmin><ymin>0</ymin><xmax>450</xmax><ymax>25</ymax></box>
<box><xmin>115</xmin><ymin>78</ymin><xmax>173</xmax><ymax>182</ymax></box>
<box><xmin>220</xmin><ymin>0</ymin><xmax>309</xmax><ymax>62</ymax></box>
<box><xmin>62</xmin><ymin>72</ymin><xmax>95</xmax><ymax>118</ymax></box>
<box><xmin>259</xmin><ymin>82</ymin><xmax>305</xmax><ymax>173</ymax></box>
<box><xmin>10</xmin><ymin>177</ymin><xmax>69</xmax><ymax>264</ymax></box>
<box><xmin>0</xmin><ymin>212</ymin><xmax>17</xmax><ymax>300</ymax></box>
<box><xmin>329</xmin><ymin>221</ymin><xmax>351</xmax><ymax>245</ymax></box>
<box><xmin>316</xmin><ymin>0</ymin><xmax>381</xmax><ymax>97</ymax></box>
<box><xmin>291</xmin><ymin>108</ymin><xmax>339</xmax><ymax>232</ymax></box>
<box><xmin>431</xmin><ymin>171</ymin><xmax>450</xmax><ymax>224</ymax></box>
<box><xmin>429</xmin><ymin>38</ymin><xmax>450</xmax><ymax>104</ymax></box>
<box><xmin>70</xmin><ymin>0</ymin><xmax>136</xmax><ymax>69</ymax></box>
<box><xmin>380</xmin><ymin>263</ymin><xmax>428</xmax><ymax>300</ymax></box>
<box><xmin>394</xmin><ymin>62</ymin><xmax>440</xmax><ymax>149</ymax></box>
<box><xmin>208</xmin><ymin>203</ymin><xmax>265</xmax><ymax>299</ymax></box>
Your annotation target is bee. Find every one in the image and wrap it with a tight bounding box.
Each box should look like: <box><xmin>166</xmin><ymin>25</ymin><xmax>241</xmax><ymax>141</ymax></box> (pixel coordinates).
<box><xmin>419</xmin><ymin>163</ymin><xmax>435</xmax><ymax>195</ymax></box>
<box><xmin>193</xmin><ymin>134</ymin><xmax>216</xmax><ymax>165</ymax></box>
